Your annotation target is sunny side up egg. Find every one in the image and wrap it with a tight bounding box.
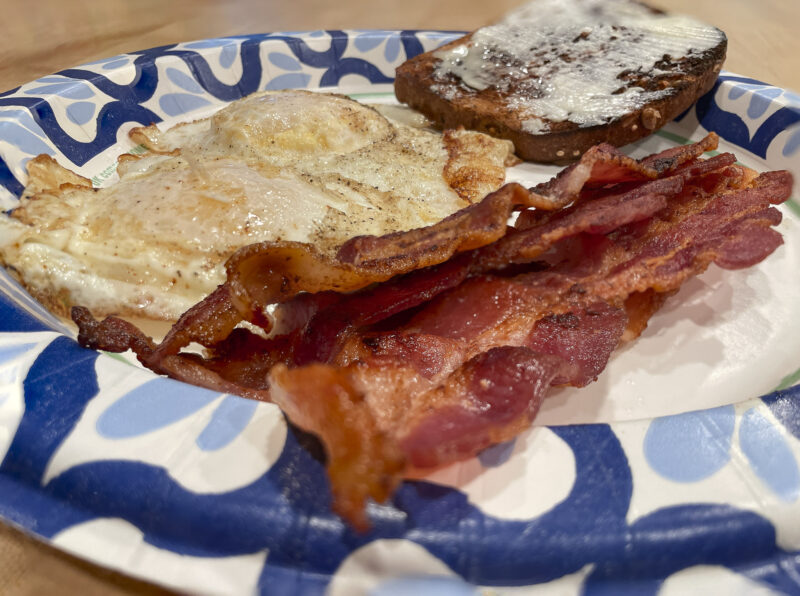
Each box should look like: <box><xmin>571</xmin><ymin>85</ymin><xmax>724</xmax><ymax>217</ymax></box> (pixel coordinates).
<box><xmin>0</xmin><ymin>90</ymin><xmax>515</xmax><ymax>321</ymax></box>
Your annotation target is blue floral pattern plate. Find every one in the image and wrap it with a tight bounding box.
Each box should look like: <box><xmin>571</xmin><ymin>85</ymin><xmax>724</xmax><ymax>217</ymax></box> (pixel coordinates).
<box><xmin>0</xmin><ymin>30</ymin><xmax>799</xmax><ymax>595</ymax></box>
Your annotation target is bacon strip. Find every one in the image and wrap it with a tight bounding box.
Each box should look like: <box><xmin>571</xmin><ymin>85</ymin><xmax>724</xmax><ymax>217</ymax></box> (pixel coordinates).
<box><xmin>264</xmin><ymin>165</ymin><xmax>791</xmax><ymax>523</ymax></box>
<box><xmin>269</xmin><ymin>302</ymin><xmax>625</xmax><ymax>521</ymax></box>
<box><xmin>72</xmin><ymin>135</ymin><xmax>792</xmax><ymax>529</ymax></box>
<box><xmin>133</xmin><ymin>134</ymin><xmax>725</xmax><ymax>359</ymax></box>
<box><xmin>528</xmin><ymin>132</ymin><xmax>720</xmax><ymax>210</ymax></box>
<box><xmin>475</xmin><ymin>174</ymin><xmax>684</xmax><ymax>271</ymax></box>
<box><xmin>291</xmin><ymin>254</ymin><xmax>472</xmax><ymax>366</ymax></box>
<box><xmin>394</xmin><ymin>347</ymin><xmax>573</xmax><ymax>467</ymax></box>
<box><xmin>268</xmin><ymin>361</ymin><xmax>406</xmax><ymax>531</ymax></box>
<box><xmin>639</xmin><ymin>132</ymin><xmax>720</xmax><ymax>173</ymax></box>
<box><xmin>102</xmin><ymin>182</ymin><xmax>533</xmax><ymax>359</ymax></box>
<box><xmin>229</xmin><ymin>182</ymin><xmax>534</xmax><ymax>320</ymax></box>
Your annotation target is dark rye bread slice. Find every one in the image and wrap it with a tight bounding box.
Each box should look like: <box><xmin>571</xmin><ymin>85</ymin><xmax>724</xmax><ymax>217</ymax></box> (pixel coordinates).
<box><xmin>395</xmin><ymin>5</ymin><xmax>727</xmax><ymax>163</ymax></box>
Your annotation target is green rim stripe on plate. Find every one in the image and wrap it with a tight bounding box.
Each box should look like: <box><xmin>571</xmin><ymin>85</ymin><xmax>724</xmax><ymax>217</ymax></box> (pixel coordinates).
<box><xmin>90</xmin><ymin>144</ymin><xmax>148</xmax><ymax>187</ymax></box>
<box><xmin>103</xmin><ymin>351</ymin><xmax>135</xmax><ymax>366</ymax></box>
<box><xmin>347</xmin><ymin>91</ymin><xmax>395</xmax><ymax>99</ymax></box>
<box><xmin>655</xmin><ymin>129</ymin><xmax>800</xmax><ymax>214</ymax></box>
<box><xmin>784</xmin><ymin>196</ymin><xmax>800</xmax><ymax>218</ymax></box>
<box><xmin>655</xmin><ymin>129</ymin><xmax>721</xmax><ymax>156</ymax></box>
<box><xmin>775</xmin><ymin>366</ymin><xmax>800</xmax><ymax>391</ymax></box>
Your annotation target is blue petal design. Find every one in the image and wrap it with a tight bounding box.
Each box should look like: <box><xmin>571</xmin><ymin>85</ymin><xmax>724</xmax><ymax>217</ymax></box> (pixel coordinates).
<box><xmin>23</xmin><ymin>82</ymin><xmax>71</xmax><ymax>96</ymax></box>
<box><xmin>62</xmin><ymin>84</ymin><xmax>95</xmax><ymax>101</ymax></box>
<box><xmin>32</xmin><ymin>75</ymin><xmax>79</xmax><ymax>83</ymax></box>
<box><xmin>165</xmin><ymin>68</ymin><xmax>205</xmax><ymax>94</ymax></box>
<box><xmin>0</xmin><ymin>108</ymin><xmax>45</xmax><ymax>137</ymax></box>
<box><xmin>739</xmin><ymin>408</ymin><xmax>800</xmax><ymax>502</ymax></box>
<box><xmin>183</xmin><ymin>39</ymin><xmax>234</xmax><ymax>49</ymax></box>
<box><xmin>265</xmin><ymin>73</ymin><xmax>312</xmax><ymax>90</ymax></box>
<box><xmin>783</xmin><ymin>125</ymin><xmax>800</xmax><ymax>157</ymax></box>
<box><xmin>477</xmin><ymin>438</ymin><xmax>516</xmax><ymax>468</ymax></box>
<box><xmin>219</xmin><ymin>44</ymin><xmax>237</xmax><ymax>69</ymax></box>
<box><xmin>353</xmin><ymin>34</ymin><xmax>385</xmax><ymax>52</ymax></box>
<box><xmin>308</xmin><ymin>30</ymin><xmax>325</xmax><ymax>38</ymax></box>
<box><xmin>392</xmin><ymin>425</ymin><xmax>634</xmax><ymax>586</ymax></box>
<box><xmin>96</xmin><ymin>378</ymin><xmax>221</xmax><ymax>439</ymax></box>
<box><xmin>1</xmin><ymin>91</ymin><xmax>161</xmax><ymax>167</ymax></box>
<box><xmin>24</xmin><ymin>82</ymin><xmax>93</xmax><ymax>99</ymax></box>
<box><xmin>384</xmin><ymin>36</ymin><xmax>401</xmax><ymax>63</ymax></box>
<box><xmin>644</xmin><ymin>406</ymin><xmax>735</xmax><ymax>482</ymax></box>
<box><xmin>696</xmin><ymin>77</ymin><xmax>800</xmax><ymax>159</ymax></box>
<box><xmin>65</xmin><ymin>101</ymin><xmax>96</xmax><ymax>125</ymax></box>
<box><xmin>268</xmin><ymin>52</ymin><xmax>303</xmax><ymax>72</ymax></box>
<box><xmin>0</xmin><ymin>342</ymin><xmax>38</xmax><ymax>364</ymax></box>
<box><xmin>101</xmin><ymin>58</ymin><xmax>131</xmax><ymax>71</ymax></box>
<box><xmin>747</xmin><ymin>87</ymin><xmax>783</xmax><ymax>119</ymax></box>
<box><xmin>0</xmin><ymin>343</ymin><xmax>38</xmax><ymax>405</ymax></box>
<box><xmin>727</xmin><ymin>86</ymin><xmax>747</xmax><ymax>100</ymax></box>
<box><xmin>728</xmin><ymin>83</ymin><xmax>765</xmax><ymax>101</ymax></box>
<box><xmin>0</xmin><ymin>122</ymin><xmax>53</xmax><ymax>156</ymax></box>
<box><xmin>400</xmin><ymin>30</ymin><xmax>424</xmax><ymax>60</ymax></box>
<box><xmin>371</xmin><ymin>576</ymin><xmax>478</xmax><ymax>596</ymax></box>
<box><xmin>196</xmin><ymin>395</ymin><xmax>258</xmax><ymax>451</ymax></box>
<box><xmin>79</xmin><ymin>56</ymin><xmax>126</xmax><ymax>67</ymax></box>
<box><xmin>25</xmin><ymin>82</ymin><xmax>95</xmax><ymax>101</ymax></box>
<box><xmin>158</xmin><ymin>93</ymin><xmax>212</xmax><ymax>117</ymax></box>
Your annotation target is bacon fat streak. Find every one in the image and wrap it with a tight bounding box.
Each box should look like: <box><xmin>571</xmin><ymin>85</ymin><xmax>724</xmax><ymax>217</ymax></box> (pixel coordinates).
<box><xmin>72</xmin><ymin>134</ymin><xmax>793</xmax><ymax>529</ymax></box>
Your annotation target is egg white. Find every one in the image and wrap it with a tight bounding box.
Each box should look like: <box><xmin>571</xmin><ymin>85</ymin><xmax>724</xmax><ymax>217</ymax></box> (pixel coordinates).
<box><xmin>0</xmin><ymin>90</ymin><xmax>514</xmax><ymax>321</ymax></box>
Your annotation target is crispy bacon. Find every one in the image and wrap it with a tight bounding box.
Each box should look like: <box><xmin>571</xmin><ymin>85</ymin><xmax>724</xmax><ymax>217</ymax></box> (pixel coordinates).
<box><xmin>72</xmin><ymin>134</ymin><xmax>793</xmax><ymax>529</ymax></box>
<box><xmin>269</xmin><ymin>301</ymin><xmax>625</xmax><ymax>522</ymax></box>
<box><xmin>475</xmin><ymin>174</ymin><xmax>684</xmax><ymax>271</ymax></box>
<box><xmin>229</xmin><ymin>182</ymin><xmax>535</xmax><ymax>320</ymax></box>
<box><xmin>394</xmin><ymin>347</ymin><xmax>573</xmax><ymax>467</ymax></box>
<box><xmin>622</xmin><ymin>290</ymin><xmax>676</xmax><ymax>342</ymax></box>
<box><xmin>528</xmin><ymin>132</ymin><xmax>720</xmax><ymax>209</ymax></box>
<box><xmin>268</xmin><ymin>361</ymin><xmax>406</xmax><ymax>531</ymax></box>
<box><xmin>523</xmin><ymin>302</ymin><xmax>629</xmax><ymax>386</ymax></box>
<box><xmin>639</xmin><ymin>132</ymin><xmax>720</xmax><ymax>173</ymax></box>
<box><xmin>73</xmin><ymin>306</ymin><xmax>155</xmax><ymax>355</ymax></box>
<box><xmin>291</xmin><ymin>254</ymin><xmax>472</xmax><ymax>365</ymax></box>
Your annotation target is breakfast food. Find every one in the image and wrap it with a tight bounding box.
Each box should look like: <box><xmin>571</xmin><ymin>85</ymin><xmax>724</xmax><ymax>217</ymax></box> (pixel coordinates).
<box><xmin>0</xmin><ymin>90</ymin><xmax>515</xmax><ymax>321</ymax></box>
<box><xmin>72</xmin><ymin>134</ymin><xmax>794</xmax><ymax>529</ymax></box>
<box><xmin>0</xmin><ymin>2</ymin><xmax>784</xmax><ymax>532</ymax></box>
<box><xmin>394</xmin><ymin>0</ymin><xmax>727</xmax><ymax>162</ymax></box>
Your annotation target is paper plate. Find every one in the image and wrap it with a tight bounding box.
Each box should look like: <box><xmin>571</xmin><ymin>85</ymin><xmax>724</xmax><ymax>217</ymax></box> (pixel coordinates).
<box><xmin>0</xmin><ymin>30</ymin><xmax>799</xmax><ymax>595</ymax></box>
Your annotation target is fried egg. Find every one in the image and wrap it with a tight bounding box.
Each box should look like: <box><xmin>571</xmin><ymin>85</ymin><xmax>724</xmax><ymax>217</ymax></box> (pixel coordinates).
<box><xmin>0</xmin><ymin>90</ymin><xmax>515</xmax><ymax>321</ymax></box>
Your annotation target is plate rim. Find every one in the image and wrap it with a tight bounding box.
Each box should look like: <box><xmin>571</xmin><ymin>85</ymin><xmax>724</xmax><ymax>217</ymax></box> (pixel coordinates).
<box><xmin>0</xmin><ymin>28</ymin><xmax>799</xmax><ymax>595</ymax></box>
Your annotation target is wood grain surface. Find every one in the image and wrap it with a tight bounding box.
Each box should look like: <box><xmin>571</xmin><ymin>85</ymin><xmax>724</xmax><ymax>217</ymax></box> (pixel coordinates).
<box><xmin>0</xmin><ymin>0</ymin><xmax>797</xmax><ymax>594</ymax></box>
<box><xmin>2</xmin><ymin>0</ymin><xmax>799</xmax><ymax>92</ymax></box>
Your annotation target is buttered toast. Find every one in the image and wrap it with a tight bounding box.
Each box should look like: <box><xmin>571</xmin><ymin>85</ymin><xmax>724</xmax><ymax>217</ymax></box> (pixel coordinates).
<box><xmin>395</xmin><ymin>0</ymin><xmax>726</xmax><ymax>163</ymax></box>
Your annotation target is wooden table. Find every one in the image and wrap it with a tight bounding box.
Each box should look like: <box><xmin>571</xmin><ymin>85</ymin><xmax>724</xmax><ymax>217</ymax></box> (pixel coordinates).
<box><xmin>2</xmin><ymin>0</ymin><xmax>799</xmax><ymax>93</ymax></box>
<box><xmin>0</xmin><ymin>0</ymin><xmax>798</xmax><ymax>594</ymax></box>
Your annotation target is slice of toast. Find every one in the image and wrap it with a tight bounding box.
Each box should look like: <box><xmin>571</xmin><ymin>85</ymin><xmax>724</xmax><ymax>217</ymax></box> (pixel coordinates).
<box><xmin>395</xmin><ymin>0</ymin><xmax>726</xmax><ymax>163</ymax></box>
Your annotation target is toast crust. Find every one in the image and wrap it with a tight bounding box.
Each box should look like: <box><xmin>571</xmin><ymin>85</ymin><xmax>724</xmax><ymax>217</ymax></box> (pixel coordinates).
<box><xmin>395</xmin><ymin>7</ymin><xmax>727</xmax><ymax>163</ymax></box>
